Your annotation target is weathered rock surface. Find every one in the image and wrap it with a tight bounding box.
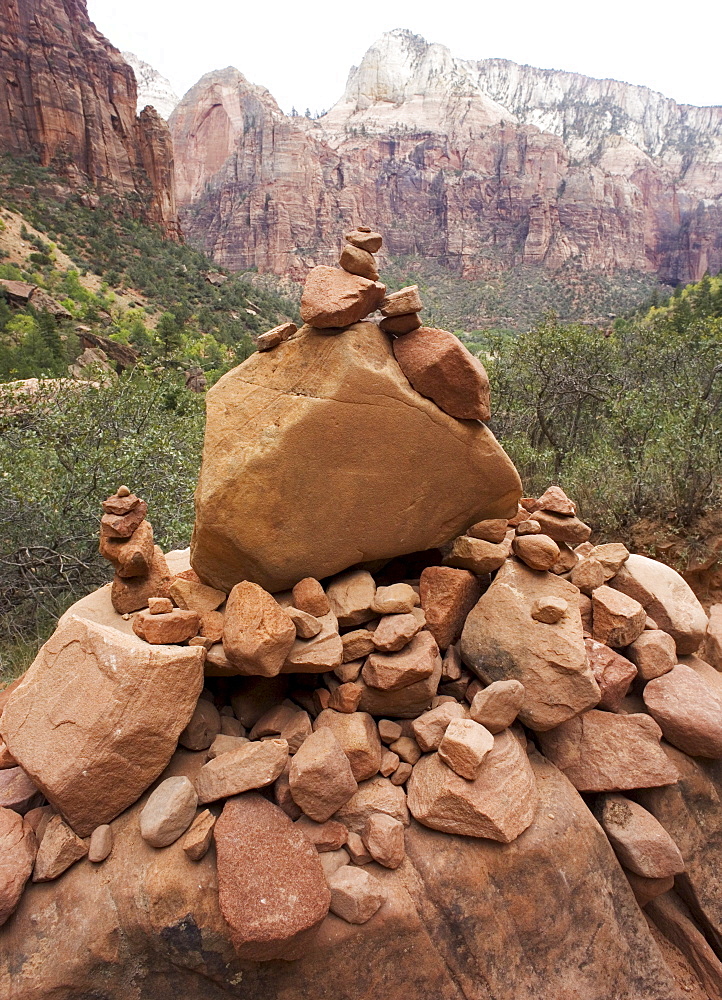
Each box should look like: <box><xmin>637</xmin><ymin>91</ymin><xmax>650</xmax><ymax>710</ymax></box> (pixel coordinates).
<box><xmin>0</xmin><ymin>808</ymin><xmax>36</xmax><ymax>927</ymax></box>
<box><xmin>0</xmin><ymin>615</ymin><xmax>204</xmax><ymax>836</ymax></box>
<box><xmin>538</xmin><ymin>710</ymin><xmax>679</xmax><ymax>792</ymax></box>
<box><xmin>460</xmin><ymin>559</ymin><xmax>600</xmax><ymax>730</ymax></box>
<box><xmin>314</xmin><ymin>710</ymin><xmax>382</xmax><ymax>781</ymax></box>
<box><xmin>610</xmin><ymin>554</ymin><xmax>708</xmax><ymax>654</ymax></box>
<box><xmin>214</xmin><ymin>792</ymin><xmax>330</xmax><ymax>960</ymax></box>
<box><xmin>597</xmin><ymin>794</ymin><xmax>685</xmax><ymax>878</ymax></box>
<box><xmin>191</xmin><ymin>322</ymin><xmax>520</xmax><ymax>593</ymax></box>
<box><xmin>300</xmin><ymin>266</ymin><xmax>382</xmax><ymax>328</ymax></box>
<box><xmin>196</xmin><ymin>738</ymin><xmax>288</xmax><ymax>804</ymax></box>
<box><xmin>407</xmin><ymin>730</ymin><xmax>537</xmax><ymax>840</ymax></box>
<box><xmin>419</xmin><ymin>566</ymin><xmax>482</xmax><ymax>650</ymax></box>
<box><xmin>357</xmin><ymin>639</ymin><xmax>442</xmax><ymax>717</ymax></box>
<box><xmin>0</xmin><ymin>748</ymin><xmax>690</xmax><ymax>998</ymax></box>
<box><xmin>223</xmin><ymin>581</ymin><xmax>296</xmax><ymax>676</ymax></box>
<box><xmin>289</xmin><ymin>728</ymin><xmax>358</xmax><ymax>822</ymax></box>
<box><xmin>643</xmin><ymin>664</ymin><xmax>722</xmax><ymax>758</ymax></box>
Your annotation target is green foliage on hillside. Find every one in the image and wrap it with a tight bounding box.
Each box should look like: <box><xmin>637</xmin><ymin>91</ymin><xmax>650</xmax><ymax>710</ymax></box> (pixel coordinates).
<box><xmin>0</xmin><ymin>371</ymin><xmax>204</xmax><ymax>679</ymax></box>
<box><xmin>486</xmin><ymin>274</ymin><xmax>722</xmax><ymax>536</ymax></box>
<box><xmin>0</xmin><ymin>155</ymin><xmax>300</xmax><ymax>382</ymax></box>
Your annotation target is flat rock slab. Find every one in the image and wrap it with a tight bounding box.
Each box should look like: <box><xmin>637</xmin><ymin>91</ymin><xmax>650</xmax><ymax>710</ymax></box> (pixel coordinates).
<box><xmin>643</xmin><ymin>663</ymin><xmax>722</xmax><ymax>758</ymax></box>
<box><xmin>538</xmin><ymin>710</ymin><xmax>679</xmax><ymax>792</ymax></box>
<box><xmin>407</xmin><ymin>729</ymin><xmax>538</xmax><ymax>841</ymax></box>
<box><xmin>0</xmin><ymin>615</ymin><xmax>204</xmax><ymax>836</ymax></box>
<box><xmin>191</xmin><ymin>322</ymin><xmax>520</xmax><ymax>593</ymax></box>
<box><xmin>610</xmin><ymin>554</ymin><xmax>708</xmax><ymax>654</ymax></box>
<box><xmin>460</xmin><ymin>558</ymin><xmax>600</xmax><ymax>731</ymax></box>
<box><xmin>597</xmin><ymin>794</ymin><xmax>685</xmax><ymax>879</ymax></box>
<box><xmin>214</xmin><ymin>792</ymin><xmax>330</xmax><ymax>960</ymax></box>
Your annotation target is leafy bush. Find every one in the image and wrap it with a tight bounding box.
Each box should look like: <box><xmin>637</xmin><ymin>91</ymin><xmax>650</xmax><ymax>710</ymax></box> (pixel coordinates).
<box><xmin>0</xmin><ymin>371</ymin><xmax>205</xmax><ymax>680</ymax></box>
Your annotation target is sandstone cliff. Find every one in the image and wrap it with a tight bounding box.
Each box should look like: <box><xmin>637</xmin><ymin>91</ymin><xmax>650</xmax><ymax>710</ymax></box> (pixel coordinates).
<box><xmin>171</xmin><ymin>29</ymin><xmax>722</xmax><ymax>283</ymax></box>
<box><xmin>0</xmin><ymin>0</ymin><xmax>179</xmax><ymax>237</ymax></box>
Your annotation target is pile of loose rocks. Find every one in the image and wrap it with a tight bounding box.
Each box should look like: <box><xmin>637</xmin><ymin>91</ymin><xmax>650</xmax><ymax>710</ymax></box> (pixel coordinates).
<box><xmin>1</xmin><ymin>479</ymin><xmax>721</xmax><ymax>962</ymax></box>
<box><xmin>0</xmin><ymin>233</ymin><xmax>721</xmax><ymax>972</ymax></box>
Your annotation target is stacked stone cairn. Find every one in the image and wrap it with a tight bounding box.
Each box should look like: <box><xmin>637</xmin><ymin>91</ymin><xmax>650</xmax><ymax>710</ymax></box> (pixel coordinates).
<box><xmin>0</xmin><ymin>232</ymin><xmax>721</xmax><ymax>979</ymax></box>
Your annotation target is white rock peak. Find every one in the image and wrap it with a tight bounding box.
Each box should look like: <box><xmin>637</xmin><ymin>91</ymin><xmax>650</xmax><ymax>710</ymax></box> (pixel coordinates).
<box><xmin>123</xmin><ymin>52</ymin><xmax>180</xmax><ymax>122</ymax></box>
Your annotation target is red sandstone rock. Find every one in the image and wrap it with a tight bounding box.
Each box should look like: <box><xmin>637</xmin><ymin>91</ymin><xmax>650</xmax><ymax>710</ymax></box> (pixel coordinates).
<box><xmin>393</xmin><ymin>326</ymin><xmax>491</xmax><ymax>421</ymax></box>
<box><xmin>181</xmin><ymin>809</ymin><xmax>216</xmax><ymax>861</ymax></box>
<box><xmin>168</xmin><ymin>578</ymin><xmax>226</xmax><ymax>613</ymax></box>
<box><xmin>214</xmin><ymin>793</ymin><xmax>330</xmax><ymax>960</ymax></box>
<box><xmin>291</xmin><ymin>578</ymin><xmax>330</xmax><ymax>617</ymax></box>
<box><xmin>196</xmin><ymin>739</ymin><xmax>288</xmax><ymax>804</ymax></box>
<box><xmin>535</xmin><ymin>486</ymin><xmax>576</xmax><ymax>515</ymax></box>
<box><xmin>537</xmin><ymin>710</ymin><xmax>679</xmax><ymax>792</ymax></box>
<box><xmin>99</xmin><ymin>519</ymin><xmax>154</xmax><ymax>578</ymax></box>
<box><xmin>340</xmin><ymin>244</ymin><xmax>379</xmax><ymax>280</ymax></box>
<box><xmin>412</xmin><ymin>702</ymin><xmax>468</xmax><ymax>752</ymax></box>
<box><xmin>419</xmin><ymin>566</ymin><xmax>482</xmax><ymax>650</ymax></box>
<box><xmin>466</xmin><ymin>518</ymin><xmax>508</xmax><ymax>543</ymax></box>
<box><xmin>597</xmin><ymin>794</ymin><xmax>685</xmax><ymax>878</ymax></box>
<box><xmin>363</xmin><ymin>631</ymin><xmax>439</xmax><ymax>691</ymax></box>
<box><xmin>530</xmin><ymin>596</ymin><xmax>568</xmax><ymax>623</ymax></box>
<box><xmin>512</xmin><ymin>533</ymin><xmax>560</xmax><ymax>571</ymax></box>
<box><xmin>300</xmin><ymin>266</ymin><xmax>382</xmax><ymax>328</ymax></box>
<box><xmin>294</xmin><ymin>816</ymin><xmax>347</xmax><ymax>852</ymax></box>
<box><xmin>592</xmin><ymin>585</ymin><xmax>646</xmax><ymax>647</ymax></box>
<box><xmin>627</xmin><ymin>629</ymin><xmax>677</xmax><ymax>680</ymax></box>
<box><xmin>363</xmin><ymin>813</ymin><xmax>405</xmax><ymax>869</ymax></box>
<box><xmin>132</xmin><ymin>607</ymin><xmax>200</xmax><ymax>644</ymax></box>
<box><xmin>327</xmin><ymin>865</ymin><xmax>385</xmax><ymax>923</ymax></box>
<box><xmin>327</xmin><ymin>569</ymin><xmax>377</xmax><ymax>626</ymax></box>
<box><xmin>379</xmin><ymin>313</ymin><xmax>422</xmax><ymax>334</ymax></box>
<box><xmin>530</xmin><ymin>510</ymin><xmax>591</xmax><ymax>544</ymax></box>
<box><xmin>0</xmin><ymin>808</ymin><xmax>36</xmax><ymax>927</ymax></box>
<box><xmin>372</xmin><ymin>613</ymin><xmax>422</xmax><ymax>652</ymax></box>
<box><xmin>178</xmin><ymin>698</ymin><xmax>221</xmax><ymax>751</ymax></box>
<box><xmin>381</xmin><ymin>286</ymin><xmax>422</xmax><ymax>315</ymax></box>
<box><xmin>643</xmin><ymin>664</ymin><xmax>722</xmax><ymax>757</ymax></box>
<box><xmin>0</xmin><ymin>768</ymin><xmax>42</xmax><ymax>815</ymax></box>
<box><xmin>334</xmin><ymin>775</ymin><xmax>409</xmax><ymax>834</ymax></box>
<box><xmin>257</xmin><ymin>322</ymin><xmax>297</xmax><ymax>351</ymax></box>
<box><xmin>289</xmin><ymin>728</ymin><xmax>358</xmax><ymax>822</ymax></box>
<box><xmin>372</xmin><ymin>583</ymin><xmax>418</xmax><ymax>615</ymax></box>
<box><xmin>438</xmin><ymin>718</ymin><xmax>494</xmax><ymax>779</ymax></box>
<box><xmin>32</xmin><ymin>814</ymin><xmax>87</xmax><ymax>882</ymax></box>
<box><xmin>223</xmin><ymin>581</ymin><xmax>296</xmax><ymax>676</ymax></box>
<box><xmin>440</xmin><ymin>535</ymin><xmax>509</xmax><ymax>574</ymax></box>
<box><xmin>314</xmin><ymin>710</ymin><xmax>382</xmax><ymax>781</ymax></box>
<box><xmin>345</xmin><ymin>229</ymin><xmax>383</xmax><ymax>253</ymax></box>
<box><xmin>584</xmin><ymin>638</ymin><xmax>637</xmax><ymax>711</ymax></box>
<box><xmin>468</xmin><ymin>679</ymin><xmax>525</xmax><ymax>733</ymax></box>
<box><xmin>111</xmin><ymin>546</ymin><xmax>171</xmax><ymax>615</ymax></box>
<box><xmin>407</xmin><ymin>730</ymin><xmax>537</xmax><ymax>841</ymax></box>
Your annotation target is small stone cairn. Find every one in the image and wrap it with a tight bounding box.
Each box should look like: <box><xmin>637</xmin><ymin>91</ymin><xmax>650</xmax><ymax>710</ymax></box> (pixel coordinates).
<box><xmin>0</xmin><ymin>232</ymin><xmax>721</xmax><ymax>965</ymax></box>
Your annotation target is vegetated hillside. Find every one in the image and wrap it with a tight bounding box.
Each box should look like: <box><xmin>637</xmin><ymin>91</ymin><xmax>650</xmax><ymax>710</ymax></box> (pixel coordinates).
<box><xmin>0</xmin><ymin>156</ymin><xmax>300</xmax><ymax>382</ymax></box>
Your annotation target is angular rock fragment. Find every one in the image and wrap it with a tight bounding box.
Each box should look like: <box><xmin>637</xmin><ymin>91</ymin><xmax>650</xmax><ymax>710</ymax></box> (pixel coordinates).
<box><xmin>191</xmin><ymin>322</ymin><xmax>520</xmax><ymax>593</ymax></box>
<box><xmin>0</xmin><ymin>767</ymin><xmax>42</xmax><ymax>814</ymax></box>
<box><xmin>419</xmin><ymin>566</ymin><xmax>482</xmax><ymax>651</ymax></box>
<box><xmin>363</xmin><ymin>631</ymin><xmax>439</xmax><ymax>691</ymax></box>
<box><xmin>300</xmin><ymin>265</ymin><xmax>382</xmax><ymax>329</ymax></box>
<box><xmin>584</xmin><ymin>638</ymin><xmax>637</xmax><ymax>711</ymax></box>
<box><xmin>379</xmin><ymin>313</ymin><xmax>421</xmax><ymax>335</ymax></box>
<box><xmin>0</xmin><ymin>808</ymin><xmax>36</xmax><ymax>927</ymax></box>
<box><xmin>466</xmin><ymin>518</ymin><xmax>508</xmax><ymax>543</ymax></box>
<box><xmin>139</xmin><ymin>776</ymin><xmax>197</xmax><ymax>848</ymax></box>
<box><xmin>460</xmin><ymin>559</ymin><xmax>599</xmax><ymax>731</ymax></box>
<box><xmin>530</xmin><ymin>596</ymin><xmax>568</xmax><ymax>623</ymax></box>
<box><xmin>570</xmin><ymin>557</ymin><xmax>607</xmax><ymax>595</ymax></box>
<box><xmin>178</xmin><ymin>698</ymin><xmax>221</xmax><ymax>750</ymax></box>
<box><xmin>530</xmin><ymin>510</ymin><xmax>591</xmax><ymax>545</ymax></box>
<box><xmin>281</xmin><ymin>611</ymin><xmax>343</xmax><ymax>673</ymax></box>
<box><xmin>468</xmin><ymin>679</ymin><xmax>525</xmax><ymax>734</ymax></box>
<box><xmin>345</xmin><ymin>229</ymin><xmax>383</xmax><ymax>253</ymax></box>
<box><xmin>412</xmin><ymin>701</ymin><xmax>467</xmax><ymax>752</ymax></box>
<box><xmin>214</xmin><ymin>793</ymin><xmax>330</xmax><ymax>960</ymax></box>
<box><xmin>438</xmin><ymin>718</ymin><xmax>494</xmax><ymax>779</ymax></box>
<box><xmin>610</xmin><ymin>554</ymin><xmax>708</xmax><ymax>655</ymax></box>
<box><xmin>132</xmin><ymin>607</ymin><xmax>201</xmax><ymax>644</ymax></box>
<box><xmin>327</xmin><ymin>865</ymin><xmax>385</xmax><ymax>924</ymax></box>
<box><xmin>111</xmin><ymin>545</ymin><xmax>171</xmax><ymax>615</ymax></box>
<box><xmin>537</xmin><ymin>711</ymin><xmax>679</xmax><ymax>792</ymax></box>
<box><xmin>314</xmin><ymin>710</ymin><xmax>382</xmax><ymax>781</ymax></box>
<box><xmin>0</xmin><ymin>616</ymin><xmax>204</xmax><ymax>836</ymax></box>
<box><xmin>196</xmin><ymin>739</ymin><xmax>289</xmax><ymax>804</ymax></box>
<box><xmin>256</xmin><ymin>321</ymin><xmax>297</xmax><ymax>351</ymax></box>
<box><xmin>407</xmin><ymin>730</ymin><xmax>537</xmax><ymax>841</ymax></box>
<box><xmin>597</xmin><ymin>794</ymin><xmax>685</xmax><ymax>878</ymax></box>
<box><xmin>393</xmin><ymin>326</ymin><xmax>491</xmax><ymax>421</ymax></box>
<box><xmin>340</xmin><ymin>244</ymin><xmax>379</xmax><ymax>280</ymax></box>
<box><xmin>334</xmin><ymin>775</ymin><xmax>409</xmax><ymax>835</ymax></box>
<box><xmin>535</xmin><ymin>486</ymin><xmax>576</xmax><ymax>515</ymax></box>
<box><xmin>372</xmin><ymin>613</ymin><xmax>422</xmax><ymax>652</ymax></box>
<box><xmin>626</xmin><ymin>629</ymin><xmax>677</xmax><ymax>680</ymax></box>
<box><xmin>99</xmin><ymin>518</ymin><xmax>154</xmax><ymax>578</ymax></box>
<box><xmin>32</xmin><ymin>814</ymin><xmax>87</xmax><ymax>882</ymax></box>
<box><xmin>592</xmin><ymin>585</ymin><xmax>646</xmax><ymax>647</ymax></box>
<box><xmin>230</xmin><ymin>675</ymin><xmax>289</xmax><ymax>729</ymax></box>
<box><xmin>372</xmin><ymin>584</ymin><xmax>418</xmax><ymax>615</ymax></box>
<box><xmin>327</xmin><ymin>569</ymin><xmax>377</xmax><ymax>627</ymax></box>
<box><xmin>182</xmin><ymin>809</ymin><xmax>216</xmax><ymax>861</ymax></box>
<box><xmin>168</xmin><ymin>578</ymin><xmax>226</xmax><ymax>614</ymax></box>
<box><xmin>591</xmin><ymin>542</ymin><xmax>629</xmax><ymax>577</ymax></box>
<box><xmin>294</xmin><ymin>816</ymin><xmax>347</xmax><ymax>852</ymax></box>
<box><xmin>327</xmin><ymin>682</ymin><xmax>363</xmax><ymax>714</ymax></box>
<box><xmin>643</xmin><ymin>664</ymin><xmax>722</xmax><ymax>757</ymax></box>
<box><xmin>380</xmin><ymin>285</ymin><xmax>421</xmax><ymax>315</ymax></box>
<box><xmin>357</xmin><ymin>643</ymin><xmax>442</xmax><ymax>717</ymax></box>
<box><xmin>389</xmin><ymin>736</ymin><xmax>421</xmax><ymax>765</ymax></box>
<box><xmin>289</xmin><ymin>728</ymin><xmax>357</xmax><ymax>822</ymax></box>
<box><xmin>378</xmin><ymin>719</ymin><xmax>403</xmax><ymax>744</ymax></box>
<box><xmin>286</xmin><ymin>607</ymin><xmax>322</xmax><ymax>638</ymax></box>
<box><xmin>100</xmin><ymin>501</ymin><xmax>148</xmax><ymax>539</ymax></box>
<box><xmin>363</xmin><ymin>813</ymin><xmax>405</xmax><ymax>869</ymax></box>
<box><xmin>223</xmin><ymin>582</ymin><xmax>296</xmax><ymax>676</ymax></box>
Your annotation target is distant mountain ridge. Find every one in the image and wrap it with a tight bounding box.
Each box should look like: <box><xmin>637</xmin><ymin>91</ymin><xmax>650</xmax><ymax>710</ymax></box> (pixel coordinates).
<box><xmin>123</xmin><ymin>52</ymin><xmax>180</xmax><ymax>122</ymax></box>
<box><xmin>169</xmin><ymin>29</ymin><xmax>721</xmax><ymax>286</ymax></box>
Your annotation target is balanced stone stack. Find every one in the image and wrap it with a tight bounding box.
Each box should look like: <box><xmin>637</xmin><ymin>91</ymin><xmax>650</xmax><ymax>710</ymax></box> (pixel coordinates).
<box><xmin>99</xmin><ymin>486</ymin><xmax>171</xmax><ymax>614</ymax></box>
<box><xmin>1</xmin><ymin>234</ymin><xmax>722</xmax><ymax>998</ymax></box>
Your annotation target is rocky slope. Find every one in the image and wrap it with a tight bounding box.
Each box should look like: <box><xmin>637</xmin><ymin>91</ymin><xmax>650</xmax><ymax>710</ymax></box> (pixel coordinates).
<box><xmin>0</xmin><ymin>0</ymin><xmax>179</xmax><ymax>237</ymax></box>
<box><xmin>123</xmin><ymin>52</ymin><xmax>180</xmax><ymax>121</ymax></box>
<box><xmin>171</xmin><ymin>29</ymin><xmax>722</xmax><ymax>284</ymax></box>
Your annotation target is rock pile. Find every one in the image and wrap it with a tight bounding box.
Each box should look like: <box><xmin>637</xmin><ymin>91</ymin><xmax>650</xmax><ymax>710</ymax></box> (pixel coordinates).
<box><xmin>0</xmin><ymin>231</ymin><xmax>721</xmax><ymax>998</ymax></box>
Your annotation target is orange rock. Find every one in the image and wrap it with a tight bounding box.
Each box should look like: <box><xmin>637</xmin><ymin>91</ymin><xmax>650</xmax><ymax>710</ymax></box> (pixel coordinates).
<box><xmin>381</xmin><ymin>285</ymin><xmax>422</xmax><ymax>316</ymax></box>
<box><xmin>291</xmin><ymin>578</ymin><xmax>330</xmax><ymax>617</ymax></box>
<box><xmin>440</xmin><ymin>535</ymin><xmax>508</xmax><ymax>574</ymax></box>
<box><xmin>469</xmin><ymin>679</ymin><xmax>525</xmax><ymax>734</ymax></box>
<box><xmin>363</xmin><ymin>631</ymin><xmax>439</xmax><ymax>691</ymax></box>
<box><xmin>32</xmin><ymin>814</ymin><xmax>87</xmax><ymax>882</ymax></box>
<box><xmin>357</xmin><ymin>645</ymin><xmax>442</xmax><ymax>718</ymax></box>
<box><xmin>393</xmin><ymin>326</ymin><xmax>490</xmax><ymax>421</ymax></box>
<box><xmin>199</xmin><ymin>610</ymin><xmax>224</xmax><ymax>643</ymax></box>
<box><xmin>345</xmin><ymin>229</ymin><xmax>383</xmax><ymax>253</ymax></box>
<box><xmin>0</xmin><ymin>616</ymin><xmax>204</xmax><ymax>836</ymax></box>
<box><xmin>333</xmin><ymin>775</ymin><xmax>409</xmax><ymax>835</ymax></box>
<box><xmin>289</xmin><ymin>727</ymin><xmax>358</xmax><ymax>822</ymax></box>
<box><xmin>99</xmin><ymin>518</ymin><xmax>154</xmax><ymax>578</ymax></box>
<box><xmin>256</xmin><ymin>321</ymin><xmax>297</xmax><ymax>352</ymax></box>
<box><xmin>342</xmin><ymin>629</ymin><xmax>376</xmax><ymax>661</ymax></box>
<box><xmin>512</xmin><ymin>533</ymin><xmax>560</xmax><ymax>571</ymax></box>
<box><xmin>294</xmin><ymin>815</ymin><xmax>347</xmax><ymax>852</ymax></box>
<box><xmin>181</xmin><ymin>809</ymin><xmax>216</xmax><ymax>861</ymax></box>
<box><xmin>300</xmin><ymin>266</ymin><xmax>383</xmax><ymax>328</ymax></box>
<box><xmin>363</xmin><ymin>813</ymin><xmax>405</xmax><ymax>869</ymax></box>
<box><xmin>438</xmin><ymin>718</ymin><xmax>494</xmax><ymax>779</ymax></box>
<box><xmin>287</xmin><ymin>606</ymin><xmax>322</xmax><ymax>638</ymax></box>
<box><xmin>327</xmin><ymin>682</ymin><xmax>363</xmax><ymax>714</ymax></box>
<box><xmin>132</xmin><ymin>607</ymin><xmax>200</xmax><ymax>644</ymax></box>
<box><xmin>467</xmin><ymin>517</ymin><xmax>508</xmax><ymax>542</ymax></box>
<box><xmin>168</xmin><ymin>578</ymin><xmax>226</xmax><ymax>613</ymax></box>
<box><xmin>626</xmin><ymin>629</ymin><xmax>677</xmax><ymax>680</ymax></box>
<box><xmin>530</xmin><ymin>510</ymin><xmax>591</xmax><ymax>544</ymax></box>
<box><xmin>223</xmin><ymin>581</ymin><xmax>296</xmax><ymax>676</ymax></box>
<box><xmin>419</xmin><ymin>566</ymin><xmax>482</xmax><ymax>651</ymax></box>
<box><xmin>592</xmin><ymin>585</ymin><xmax>646</xmax><ymax>647</ymax></box>
<box><xmin>100</xmin><ymin>500</ymin><xmax>147</xmax><ymax>539</ymax></box>
<box><xmin>537</xmin><ymin>710</ymin><xmax>679</xmax><ymax>792</ymax></box>
<box><xmin>412</xmin><ymin>702</ymin><xmax>467</xmax><ymax>752</ymax></box>
<box><xmin>327</xmin><ymin>864</ymin><xmax>385</xmax><ymax>923</ymax></box>
<box><xmin>214</xmin><ymin>793</ymin><xmax>330</xmax><ymax>960</ymax></box>
<box><xmin>372</xmin><ymin>613</ymin><xmax>423</xmax><ymax>652</ymax></box>
<box><xmin>585</xmin><ymin>638</ymin><xmax>637</xmax><ymax>711</ymax></box>
<box><xmin>597</xmin><ymin>794</ymin><xmax>685</xmax><ymax>878</ymax></box>
<box><xmin>0</xmin><ymin>767</ymin><xmax>42</xmax><ymax>814</ymax></box>
<box><xmin>196</xmin><ymin>739</ymin><xmax>288</xmax><ymax>804</ymax></box>
<box><xmin>327</xmin><ymin>569</ymin><xmax>377</xmax><ymax>627</ymax></box>
<box><xmin>0</xmin><ymin>807</ymin><xmax>36</xmax><ymax>927</ymax></box>
<box><xmin>535</xmin><ymin>486</ymin><xmax>576</xmax><ymax>516</ymax></box>
<box><xmin>570</xmin><ymin>557</ymin><xmax>607</xmax><ymax>595</ymax></box>
<box><xmin>643</xmin><ymin>664</ymin><xmax>722</xmax><ymax>757</ymax></box>
<box><xmin>379</xmin><ymin>313</ymin><xmax>421</xmax><ymax>335</ymax></box>
<box><xmin>530</xmin><ymin>596</ymin><xmax>568</xmax><ymax>623</ymax></box>
<box><xmin>340</xmin><ymin>244</ymin><xmax>379</xmax><ymax>280</ymax></box>
<box><xmin>111</xmin><ymin>545</ymin><xmax>171</xmax><ymax>615</ymax></box>
<box><xmin>407</xmin><ymin>730</ymin><xmax>537</xmax><ymax>841</ymax></box>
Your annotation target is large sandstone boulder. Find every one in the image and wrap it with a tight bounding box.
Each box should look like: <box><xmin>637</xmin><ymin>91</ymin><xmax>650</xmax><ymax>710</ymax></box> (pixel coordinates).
<box><xmin>460</xmin><ymin>558</ymin><xmax>600</xmax><ymax>730</ymax></box>
<box><xmin>0</xmin><ymin>749</ymin><xmax>688</xmax><ymax>999</ymax></box>
<box><xmin>0</xmin><ymin>616</ymin><xmax>204</xmax><ymax>836</ymax></box>
<box><xmin>191</xmin><ymin>322</ymin><xmax>521</xmax><ymax>593</ymax></box>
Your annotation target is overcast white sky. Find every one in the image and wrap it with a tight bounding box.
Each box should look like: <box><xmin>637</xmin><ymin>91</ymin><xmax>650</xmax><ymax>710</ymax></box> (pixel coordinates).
<box><xmin>87</xmin><ymin>0</ymin><xmax>720</xmax><ymax>115</ymax></box>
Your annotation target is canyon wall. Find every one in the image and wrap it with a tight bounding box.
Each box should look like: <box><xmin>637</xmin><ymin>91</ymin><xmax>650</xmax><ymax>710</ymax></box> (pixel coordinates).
<box><xmin>0</xmin><ymin>0</ymin><xmax>179</xmax><ymax>237</ymax></box>
<box><xmin>171</xmin><ymin>30</ymin><xmax>722</xmax><ymax>283</ymax></box>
